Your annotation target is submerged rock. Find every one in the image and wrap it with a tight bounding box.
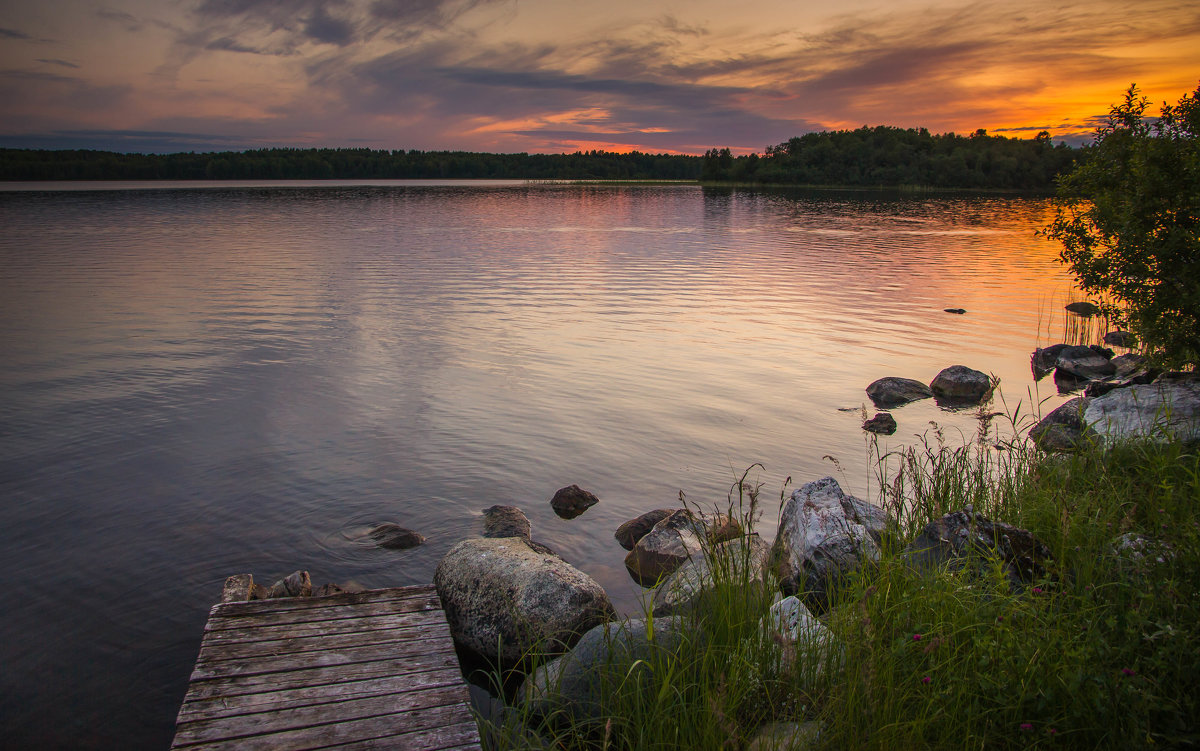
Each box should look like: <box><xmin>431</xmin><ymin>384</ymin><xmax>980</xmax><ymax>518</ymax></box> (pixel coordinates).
<box><xmin>614</xmin><ymin>508</ymin><xmax>674</xmax><ymax>550</ymax></box>
<box><xmin>865</xmin><ymin>377</ymin><xmax>933</xmax><ymax>408</ymax></box>
<box><xmin>1065</xmin><ymin>301</ymin><xmax>1101</xmax><ymax>317</ymax></box>
<box><xmin>1103</xmin><ymin>330</ymin><xmax>1135</xmax><ymax>348</ymax></box>
<box><xmin>862</xmin><ymin>412</ymin><xmax>897</xmax><ymax>434</ymax></box>
<box><xmin>434</xmin><ymin>537</ymin><xmax>613</xmax><ymax>666</ymax></box>
<box><xmin>771</xmin><ymin>477</ymin><xmax>885</xmax><ymax>612</ymax></box>
<box><xmin>368</xmin><ymin>523</ymin><xmax>425</xmax><ymax>550</ymax></box>
<box><xmin>550</xmin><ymin>484</ymin><xmax>599</xmax><ymax>519</ymax></box>
<box><xmin>929</xmin><ymin>365</ymin><xmax>993</xmax><ymax>406</ymax></box>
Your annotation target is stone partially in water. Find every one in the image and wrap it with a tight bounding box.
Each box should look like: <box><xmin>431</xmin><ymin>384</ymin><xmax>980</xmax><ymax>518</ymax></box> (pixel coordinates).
<box><xmin>482</xmin><ymin>505</ymin><xmax>531</xmax><ymax>540</ymax></box>
<box><xmin>267</xmin><ymin>570</ymin><xmax>312</xmax><ymax>598</ymax></box>
<box><xmin>1065</xmin><ymin>301</ymin><xmax>1101</xmax><ymax>317</ymax></box>
<box><xmin>368</xmin><ymin>523</ymin><xmax>425</xmax><ymax>550</ymax></box>
<box><xmin>550</xmin><ymin>484</ymin><xmax>599</xmax><ymax>519</ymax></box>
<box><xmin>862</xmin><ymin>412</ymin><xmax>897</xmax><ymax>434</ymax></box>
<box><xmin>220</xmin><ymin>574</ymin><xmax>255</xmax><ymax>603</ymax></box>
<box><xmin>615</xmin><ymin>509</ymin><xmax>674</xmax><ymax>550</ymax></box>
<box><xmin>929</xmin><ymin>365</ymin><xmax>993</xmax><ymax>406</ymax></box>
<box><xmin>865</xmin><ymin>377</ymin><xmax>933</xmax><ymax>408</ymax></box>
<box><xmin>1028</xmin><ymin>397</ymin><xmax>1092</xmax><ymax>452</ymax></box>
<box><xmin>624</xmin><ymin>510</ymin><xmax>705</xmax><ymax>587</ymax></box>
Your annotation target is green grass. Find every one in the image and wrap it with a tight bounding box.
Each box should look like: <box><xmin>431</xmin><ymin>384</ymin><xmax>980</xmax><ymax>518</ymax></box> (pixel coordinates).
<box><xmin>481</xmin><ymin>432</ymin><xmax>1200</xmax><ymax>750</ymax></box>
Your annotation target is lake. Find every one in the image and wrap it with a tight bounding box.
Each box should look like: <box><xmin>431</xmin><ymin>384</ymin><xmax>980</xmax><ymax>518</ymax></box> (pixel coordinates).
<box><xmin>0</xmin><ymin>181</ymin><xmax>1084</xmax><ymax>749</ymax></box>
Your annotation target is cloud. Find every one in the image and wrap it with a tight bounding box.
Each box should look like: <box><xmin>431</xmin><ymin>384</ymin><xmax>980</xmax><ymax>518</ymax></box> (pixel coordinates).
<box><xmin>36</xmin><ymin>59</ymin><xmax>80</xmax><ymax>69</ymax></box>
<box><xmin>0</xmin><ymin>27</ymin><xmax>32</xmax><ymax>40</ymax></box>
<box><xmin>304</xmin><ymin>7</ymin><xmax>357</xmax><ymax>45</ymax></box>
<box><xmin>0</xmin><ymin>128</ymin><xmax>250</xmax><ymax>153</ymax></box>
<box><xmin>97</xmin><ymin>7</ymin><xmax>144</xmax><ymax>32</ymax></box>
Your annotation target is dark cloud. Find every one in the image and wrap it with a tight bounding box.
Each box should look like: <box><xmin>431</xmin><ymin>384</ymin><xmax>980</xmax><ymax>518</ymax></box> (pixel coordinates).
<box><xmin>304</xmin><ymin>7</ymin><xmax>357</xmax><ymax>45</ymax></box>
<box><xmin>97</xmin><ymin>7</ymin><xmax>143</xmax><ymax>31</ymax></box>
<box><xmin>36</xmin><ymin>59</ymin><xmax>80</xmax><ymax>69</ymax></box>
<box><xmin>0</xmin><ymin>128</ymin><xmax>249</xmax><ymax>153</ymax></box>
<box><xmin>0</xmin><ymin>27</ymin><xmax>31</xmax><ymax>40</ymax></box>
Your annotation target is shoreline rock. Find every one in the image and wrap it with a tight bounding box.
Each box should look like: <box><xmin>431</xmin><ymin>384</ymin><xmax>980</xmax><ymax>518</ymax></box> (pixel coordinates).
<box><xmin>865</xmin><ymin>377</ymin><xmax>933</xmax><ymax>408</ymax></box>
<box><xmin>550</xmin><ymin>484</ymin><xmax>600</xmax><ymax>519</ymax></box>
<box><xmin>929</xmin><ymin>365</ymin><xmax>993</xmax><ymax>406</ymax></box>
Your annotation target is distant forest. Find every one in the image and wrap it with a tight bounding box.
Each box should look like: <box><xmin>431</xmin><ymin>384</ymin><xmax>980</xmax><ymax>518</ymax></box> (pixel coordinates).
<box><xmin>702</xmin><ymin>126</ymin><xmax>1079</xmax><ymax>189</ymax></box>
<box><xmin>0</xmin><ymin>127</ymin><xmax>1079</xmax><ymax>189</ymax></box>
<box><xmin>0</xmin><ymin>148</ymin><xmax>703</xmax><ymax>181</ymax></box>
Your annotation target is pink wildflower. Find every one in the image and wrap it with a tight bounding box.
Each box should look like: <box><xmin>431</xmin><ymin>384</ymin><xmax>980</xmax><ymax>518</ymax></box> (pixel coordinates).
<box><xmin>1020</xmin><ymin>723</ymin><xmax>1033</xmax><ymax>731</ymax></box>
<box><xmin>912</xmin><ymin>633</ymin><xmax>922</xmax><ymax>641</ymax></box>
<box><xmin>921</xmin><ymin>676</ymin><xmax>931</xmax><ymax>684</ymax></box>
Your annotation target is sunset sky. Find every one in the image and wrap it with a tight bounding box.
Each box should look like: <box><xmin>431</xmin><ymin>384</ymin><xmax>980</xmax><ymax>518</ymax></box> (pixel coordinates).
<box><xmin>1</xmin><ymin>0</ymin><xmax>1197</xmax><ymax>155</ymax></box>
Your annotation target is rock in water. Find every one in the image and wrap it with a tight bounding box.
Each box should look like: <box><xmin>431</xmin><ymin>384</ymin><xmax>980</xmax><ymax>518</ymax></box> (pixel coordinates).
<box><xmin>1084</xmin><ymin>382</ymin><xmax>1200</xmax><ymax>444</ymax></box>
<box><xmin>550</xmin><ymin>484</ymin><xmax>599</xmax><ymax>519</ymax></box>
<box><xmin>903</xmin><ymin>509</ymin><xmax>1054</xmax><ymax>589</ymax></box>
<box><xmin>1065</xmin><ymin>301</ymin><xmax>1101</xmax><ymax>317</ymax></box>
<box><xmin>522</xmin><ymin>617</ymin><xmax>690</xmax><ymax>723</ymax></box>
<box><xmin>771</xmin><ymin>477</ymin><xmax>885</xmax><ymax>612</ymax></box>
<box><xmin>614</xmin><ymin>509</ymin><xmax>674</xmax><ymax>550</ymax></box>
<box><xmin>862</xmin><ymin>412</ymin><xmax>897</xmax><ymax>434</ymax></box>
<box><xmin>267</xmin><ymin>570</ymin><xmax>312</xmax><ymax>598</ymax></box>
<box><xmin>624</xmin><ymin>509</ymin><xmax>705</xmax><ymax>586</ymax></box>
<box><xmin>1028</xmin><ymin>397</ymin><xmax>1092</xmax><ymax>452</ymax></box>
<box><xmin>944</xmin><ymin>308</ymin><xmax>966</xmax><ymax>314</ymax></box>
<box><xmin>865</xmin><ymin>377</ymin><xmax>933</xmax><ymax>408</ymax></box>
<box><xmin>1031</xmin><ymin>344</ymin><xmax>1069</xmax><ymax>379</ymax></box>
<box><xmin>482</xmin><ymin>505</ymin><xmax>531</xmax><ymax>539</ymax></box>
<box><xmin>1054</xmin><ymin>345</ymin><xmax>1116</xmax><ymax>381</ymax></box>
<box><xmin>368</xmin><ymin>523</ymin><xmax>425</xmax><ymax>550</ymax></box>
<box><xmin>434</xmin><ymin>537</ymin><xmax>614</xmax><ymax>666</ymax></box>
<box><xmin>929</xmin><ymin>365</ymin><xmax>993</xmax><ymax>406</ymax></box>
<box><xmin>1103</xmin><ymin>330</ymin><xmax>1136</xmax><ymax>348</ymax></box>
<box><xmin>221</xmin><ymin>574</ymin><xmax>255</xmax><ymax>603</ymax></box>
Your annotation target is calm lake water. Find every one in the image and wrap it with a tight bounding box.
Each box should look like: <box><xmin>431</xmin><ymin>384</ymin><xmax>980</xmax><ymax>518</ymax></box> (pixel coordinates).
<box><xmin>0</xmin><ymin>181</ymin><xmax>1084</xmax><ymax>749</ymax></box>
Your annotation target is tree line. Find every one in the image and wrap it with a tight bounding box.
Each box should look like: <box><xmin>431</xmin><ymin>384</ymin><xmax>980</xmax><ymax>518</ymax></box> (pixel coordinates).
<box><xmin>702</xmin><ymin>126</ymin><xmax>1079</xmax><ymax>189</ymax></box>
<box><xmin>0</xmin><ymin>128</ymin><xmax>1078</xmax><ymax>189</ymax></box>
<box><xmin>0</xmin><ymin>147</ymin><xmax>704</xmax><ymax>181</ymax></box>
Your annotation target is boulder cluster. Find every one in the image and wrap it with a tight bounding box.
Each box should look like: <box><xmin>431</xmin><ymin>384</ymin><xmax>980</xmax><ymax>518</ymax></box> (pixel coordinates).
<box><xmin>219</xmin><ymin>570</ymin><xmax>358</xmax><ymax>603</ymax></box>
<box><xmin>861</xmin><ymin>364</ymin><xmax>996</xmax><ymax>437</ymax></box>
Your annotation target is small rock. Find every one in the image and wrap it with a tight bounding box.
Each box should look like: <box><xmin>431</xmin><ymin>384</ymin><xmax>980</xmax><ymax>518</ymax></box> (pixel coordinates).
<box><xmin>929</xmin><ymin>365</ymin><xmax>993</xmax><ymax>406</ymax></box>
<box><xmin>220</xmin><ymin>574</ymin><xmax>255</xmax><ymax>603</ymax></box>
<box><xmin>703</xmin><ymin>512</ymin><xmax>744</xmax><ymax>545</ymax></box>
<box><xmin>865</xmin><ymin>377</ymin><xmax>933</xmax><ymax>408</ymax></box>
<box><xmin>482</xmin><ymin>505</ymin><xmax>531</xmax><ymax>540</ymax></box>
<box><xmin>267</xmin><ymin>570</ymin><xmax>312</xmax><ymax>598</ymax></box>
<box><xmin>249</xmin><ymin>582</ymin><xmax>269</xmax><ymax>600</ymax></box>
<box><xmin>1065</xmin><ymin>301</ymin><xmax>1101</xmax><ymax>317</ymax></box>
<box><xmin>943</xmin><ymin>308</ymin><xmax>966</xmax><ymax>314</ymax></box>
<box><xmin>862</xmin><ymin>412</ymin><xmax>897</xmax><ymax>434</ymax></box>
<box><xmin>314</xmin><ymin>583</ymin><xmax>345</xmax><ymax>597</ymax></box>
<box><xmin>368</xmin><ymin>523</ymin><xmax>425</xmax><ymax>550</ymax></box>
<box><xmin>1031</xmin><ymin>344</ymin><xmax>1069</xmax><ymax>379</ymax></box>
<box><xmin>619</xmin><ymin>506</ymin><xmax>676</xmax><ymax>547</ymax></box>
<box><xmin>1029</xmin><ymin>397</ymin><xmax>1092</xmax><ymax>452</ymax></box>
<box><xmin>1103</xmin><ymin>330</ymin><xmax>1136</xmax><ymax>348</ymax></box>
<box><xmin>550</xmin><ymin>484</ymin><xmax>599</xmax><ymax>519</ymax></box>
<box><xmin>625</xmin><ymin>510</ymin><xmax>705</xmax><ymax>586</ymax></box>
<box><xmin>1111</xmin><ymin>533</ymin><xmax>1174</xmax><ymax>565</ymax></box>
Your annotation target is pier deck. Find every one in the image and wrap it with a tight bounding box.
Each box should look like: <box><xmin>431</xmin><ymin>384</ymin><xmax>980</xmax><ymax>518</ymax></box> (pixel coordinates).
<box><xmin>170</xmin><ymin>585</ymin><xmax>481</xmax><ymax>750</ymax></box>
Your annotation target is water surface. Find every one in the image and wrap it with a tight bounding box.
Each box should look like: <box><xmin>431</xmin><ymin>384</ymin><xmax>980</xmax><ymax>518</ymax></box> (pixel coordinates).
<box><xmin>0</xmin><ymin>182</ymin><xmax>1081</xmax><ymax>748</ymax></box>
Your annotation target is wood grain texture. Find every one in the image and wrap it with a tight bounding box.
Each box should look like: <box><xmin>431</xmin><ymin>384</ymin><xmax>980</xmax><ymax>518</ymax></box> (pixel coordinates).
<box><xmin>171</xmin><ymin>586</ymin><xmax>481</xmax><ymax>751</ymax></box>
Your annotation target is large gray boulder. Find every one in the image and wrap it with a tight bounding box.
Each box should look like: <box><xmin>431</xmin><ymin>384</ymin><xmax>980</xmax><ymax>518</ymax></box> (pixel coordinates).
<box><xmin>522</xmin><ymin>617</ymin><xmax>691</xmax><ymax>723</ymax></box>
<box><xmin>903</xmin><ymin>509</ymin><xmax>1054</xmax><ymax>589</ymax></box>
<box><xmin>1083</xmin><ymin>382</ymin><xmax>1200</xmax><ymax>444</ymax></box>
<box><xmin>866</xmin><ymin>377</ymin><xmax>933</xmax><ymax>408</ymax></box>
<box><xmin>771</xmin><ymin>477</ymin><xmax>884</xmax><ymax>611</ymax></box>
<box><xmin>929</xmin><ymin>365</ymin><xmax>993</xmax><ymax>406</ymax></box>
<box><xmin>434</xmin><ymin>537</ymin><xmax>614</xmax><ymax>666</ymax></box>
<box><xmin>651</xmin><ymin>534</ymin><xmax>771</xmax><ymax>616</ymax></box>
<box><xmin>1029</xmin><ymin>397</ymin><xmax>1092</xmax><ymax>452</ymax></box>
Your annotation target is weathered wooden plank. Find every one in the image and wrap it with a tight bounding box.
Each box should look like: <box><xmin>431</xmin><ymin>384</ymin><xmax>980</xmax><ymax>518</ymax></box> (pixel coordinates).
<box><xmin>204</xmin><ymin>598</ymin><xmax>440</xmax><ymax>632</ymax></box>
<box><xmin>173</xmin><ymin>684</ymin><xmax>470</xmax><ymax>745</ymax></box>
<box><xmin>211</xmin><ymin>586</ymin><xmax>438</xmax><ymax>618</ymax></box>
<box><xmin>196</xmin><ymin>623</ymin><xmax>448</xmax><ymax>663</ymax></box>
<box><xmin>199</xmin><ymin>612</ymin><xmax>446</xmax><ymax>646</ymax></box>
<box><xmin>180</xmin><ymin>653</ymin><xmax>462</xmax><ymax>701</ymax></box>
<box><xmin>190</xmin><ymin>637</ymin><xmax>453</xmax><ymax>682</ymax></box>
<box><xmin>327</xmin><ymin>723</ymin><xmax>483</xmax><ymax>751</ymax></box>
<box><xmin>177</xmin><ymin>670</ymin><xmax>466</xmax><ymax>723</ymax></box>
<box><xmin>173</xmin><ymin>701</ymin><xmax>476</xmax><ymax>750</ymax></box>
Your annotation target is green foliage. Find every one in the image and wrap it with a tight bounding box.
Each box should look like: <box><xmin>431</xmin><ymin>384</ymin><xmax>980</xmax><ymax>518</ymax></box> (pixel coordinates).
<box><xmin>1045</xmin><ymin>83</ymin><xmax>1200</xmax><ymax>368</ymax></box>
<box><xmin>703</xmin><ymin>126</ymin><xmax>1078</xmax><ymax>189</ymax></box>
<box><xmin>0</xmin><ymin>147</ymin><xmax>704</xmax><ymax>181</ymax></box>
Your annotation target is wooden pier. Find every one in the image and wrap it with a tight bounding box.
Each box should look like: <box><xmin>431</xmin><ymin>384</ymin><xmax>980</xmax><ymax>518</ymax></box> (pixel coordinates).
<box><xmin>171</xmin><ymin>585</ymin><xmax>482</xmax><ymax>750</ymax></box>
